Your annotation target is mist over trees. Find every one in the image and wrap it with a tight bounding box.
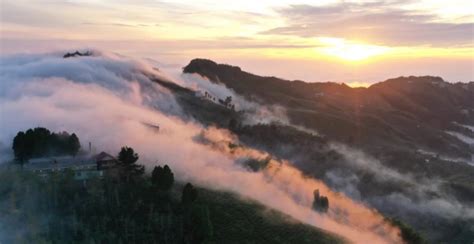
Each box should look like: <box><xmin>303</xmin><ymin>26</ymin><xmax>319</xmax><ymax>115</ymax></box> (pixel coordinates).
<box><xmin>12</xmin><ymin>127</ymin><xmax>81</xmax><ymax>163</ymax></box>
<box><xmin>312</xmin><ymin>189</ymin><xmax>329</xmax><ymax>213</ymax></box>
<box><xmin>0</xmin><ymin>147</ymin><xmax>214</xmax><ymax>244</ymax></box>
<box><xmin>388</xmin><ymin>218</ymin><xmax>427</xmax><ymax>244</ymax></box>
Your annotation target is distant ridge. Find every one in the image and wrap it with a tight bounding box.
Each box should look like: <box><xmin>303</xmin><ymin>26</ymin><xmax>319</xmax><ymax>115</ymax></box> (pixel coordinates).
<box><xmin>183</xmin><ymin>58</ymin><xmax>474</xmax><ymax>159</ymax></box>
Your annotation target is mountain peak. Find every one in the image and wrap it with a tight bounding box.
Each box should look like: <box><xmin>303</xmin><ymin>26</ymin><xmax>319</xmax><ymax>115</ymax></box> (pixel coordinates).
<box><xmin>183</xmin><ymin>58</ymin><xmax>241</xmax><ymax>78</ymax></box>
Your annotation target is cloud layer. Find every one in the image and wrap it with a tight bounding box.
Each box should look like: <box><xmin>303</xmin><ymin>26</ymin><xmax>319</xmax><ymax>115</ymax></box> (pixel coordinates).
<box><xmin>264</xmin><ymin>2</ymin><xmax>474</xmax><ymax>46</ymax></box>
<box><xmin>0</xmin><ymin>51</ymin><xmax>403</xmax><ymax>243</ymax></box>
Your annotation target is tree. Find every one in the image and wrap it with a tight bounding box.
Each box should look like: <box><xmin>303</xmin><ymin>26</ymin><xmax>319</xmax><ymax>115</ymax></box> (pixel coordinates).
<box><xmin>181</xmin><ymin>183</ymin><xmax>213</xmax><ymax>243</ymax></box>
<box><xmin>12</xmin><ymin>131</ymin><xmax>27</xmax><ymax>164</ymax></box>
<box><xmin>117</xmin><ymin>146</ymin><xmax>144</xmax><ymax>182</ymax></box>
<box><xmin>151</xmin><ymin>164</ymin><xmax>174</xmax><ymax>191</ymax></box>
<box><xmin>388</xmin><ymin>218</ymin><xmax>427</xmax><ymax>244</ymax></box>
<box><xmin>182</xmin><ymin>183</ymin><xmax>198</xmax><ymax>204</ymax></box>
<box><xmin>228</xmin><ymin>118</ymin><xmax>238</xmax><ymax>131</ymax></box>
<box><xmin>312</xmin><ymin>189</ymin><xmax>329</xmax><ymax>213</ymax></box>
<box><xmin>162</xmin><ymin>165</ymin><xmax>174</xmax><ymax>190</ymax></box>
<box><xmin>151</xmin><ymin>166</ymin><xmax>163</xmax><ymax>186</ymax></box>
<box><xmin>224</xmin><ymin>96</ymin><xmax>232</xmax><ymax>105</ymax></box>
<box><xmin>190</xmin><ymin>205</ymin><xmax>213</xmax><ymax>243</ymax></box>
<box><xmin>29</xmin><ymin>127</ymin><xmax>51</xmax><ymax>157</ymax></box>
<box><xmin>12</xmin><ymin>127</ymin><xmax>82</xmax><ymax>162</ymax></box>
<box><xmin>66</xmin><ymin>133</ymin><xmax>81</xmax><ymax>156</ymax></box>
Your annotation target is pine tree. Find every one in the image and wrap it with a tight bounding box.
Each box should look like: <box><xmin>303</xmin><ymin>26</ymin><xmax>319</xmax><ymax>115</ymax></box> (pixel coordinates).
<box><xmin>151</xmin><ymin>164</ymin><xmax>174</xmax><ymax>191</ymax></box>
<box><xmin>67</xmin><ymin>133</ymin><xmax>81</xmax><ymax>156</ymax></box>
<box><xmin>182</xmin><ymin>183</ymin><xmax>198</xmax><ymax>204</ymax></box>
<box><xmin>117</xmin><ymin>146</ymin><xmax>144</xmax><ymax>182</ymax></box>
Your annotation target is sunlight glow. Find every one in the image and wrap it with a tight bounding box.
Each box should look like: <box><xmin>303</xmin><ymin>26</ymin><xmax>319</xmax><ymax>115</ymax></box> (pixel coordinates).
<box><xmin>345</xmin><ymin>81</ymin><xmax>372</xmax><ymax>88</ymax></box>
<box><xmin>319</xmin><ymin>38</ymin><xmax>390</xmax><ymax>61</ymax></box>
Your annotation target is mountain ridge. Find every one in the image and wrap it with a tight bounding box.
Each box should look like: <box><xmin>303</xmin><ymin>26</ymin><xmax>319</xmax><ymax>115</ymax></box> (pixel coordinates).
<box><xmin>183</xmin><ymin>58</ymin><xmax>474</xmax><ymax>160</ymax></box>
<box><xmin>179</xmin><ymin>58</ymin><xmax>474</xmax><ymax>242</ymax></box>
<box><xmin>183</xmin><ymin>58</ymin><xmax>473</xmax><ymax>87</ymax></box>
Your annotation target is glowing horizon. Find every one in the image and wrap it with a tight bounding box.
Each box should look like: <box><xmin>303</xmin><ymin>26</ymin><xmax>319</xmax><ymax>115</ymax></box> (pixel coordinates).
<box><xmin>1</xmin><ymin>0</ymin><xmax>473</xmax><ymax>83</ymax></box>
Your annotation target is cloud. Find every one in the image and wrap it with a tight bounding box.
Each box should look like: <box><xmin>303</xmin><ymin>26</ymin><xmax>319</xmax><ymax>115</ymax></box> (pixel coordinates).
<box><xmin>324</xmin><ymin>143</ymin><xmax>474</xmax><ymax>228</ymax></box>
<box><xmin>263</xmin><ymin>2</ymin><xmax>474</xmax><ymax>46</ymax></box>
<box><xmin>0</xmin><ymin>50</ymin><xmax>403</xmax><ymax>243</ymax></box>
<box><xmin>81</xmin><ymin>22</ymin><xmax>155</xmax><ymax>28</ymax></box>
<box><xmin>174</xmin><ymin>59</ymin><xmax>474</xmax><ymax>240</ymax></box>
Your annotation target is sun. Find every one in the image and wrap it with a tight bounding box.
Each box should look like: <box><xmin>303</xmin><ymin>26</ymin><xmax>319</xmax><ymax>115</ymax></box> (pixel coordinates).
<box><xmin>319</xmin><ymin>38</ymin><xmax>389</xmax><ymax>61</ymax></box>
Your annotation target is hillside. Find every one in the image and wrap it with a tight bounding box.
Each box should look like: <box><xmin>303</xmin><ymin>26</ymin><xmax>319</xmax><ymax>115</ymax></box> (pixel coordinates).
<box><xmin>183</xmin><ymin>59</ymin><xmax>474</xmax><ymax>159</ymax></box>
<box><xmin>181</xmin><ymin>59</ymin><xmax>474</xmax><ymax>243</ymax></box>
<box><xmin>0</xmin><ymin>168</ymin><xmax>344</xmax><ymax>244</ymax></box>
<box><xmin>2</xmin><ymin>51</ymin><xmax>471</xmax><ymax>244</ymax></box>
<box><xmin>196</xmin><ymin>188</ymin><xmax>345</xmax><ymax>244</ymax></box>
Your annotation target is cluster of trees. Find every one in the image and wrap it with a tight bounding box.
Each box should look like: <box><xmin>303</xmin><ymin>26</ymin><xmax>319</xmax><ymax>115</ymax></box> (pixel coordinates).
<box><xmin>1</xmin><ymin>145</ymin><xmax>213</xmax><ymax>244</ymax></box>
<box><xmin>12</xmin><ymin>127</ymin><xmax>81</xmax><ymax>162</ymax></box>
<box><xmin>114</xmin><ymin>147</ymin><xmax>212</xmax><ymax>243</ymax></box>
<box><xmin>312</xmin><ymin>189</ymin><xmax>329</xmax><ymax>213</ymax></box>
<box><xmin>201</xmin><ymin>91</ymin><xmax>235</xmax><ymax>110</ymax></box>
<box><xmin>218</xmin><ymin>96</ymin><xmax>235</xmax><ymax>110</ymax></box>
<box><xmin>388</xmin><ymin>218</ymin><xmax>427</xmax><ymax>244</ymax></box>
<box><xmin>63</xmin><ymin>50</ymin><xmax>92</xmax><ymax>58</ymax></box>
<box><xmin>149</xmin><ymin>162</ymin><xmax>212</xmax><ymax>243</ymax></box>
<box><xmin>244</xmin><ymin>157</ymin><xmax>271</xmax><ymax>172</ymax></box>
<box><xmin>152</xmin><ymin>165</ymin><xmax>174</xmax><ymax>191</ymax></box>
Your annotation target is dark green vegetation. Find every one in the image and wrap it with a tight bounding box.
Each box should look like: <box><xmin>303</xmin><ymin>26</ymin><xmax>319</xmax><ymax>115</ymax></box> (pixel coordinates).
<box><xmin>117</xmin><ymin>146</ymin><xmax>145</xmax><ymax>182</ymax></box>
<box><xmin>198</xmin><ymin>188</ymin><xmax>344</xmax><ymax>244</ymax></box>
<box><xmin>12</xmin><ymin>127</ymin><xmax>81</xmax><ymax>163</ymax></box>
<box><xmin>152</xmin><ymin>165</ymin><xmax>175</xmax><ymax>191</ymax></box>
<box><xmin>0</xmin><ymin>167</ymin><xmax>210</xmax><ymax>244</ymax></box>
<box><xmin>312</xmin><ymin>189</ymin><xmax>329</xmax><ymax>213</ymax></box>
<box><xmin>387</xmin><ymin>218</ymin><xmax>427</xmax><ymax>244</ymax></box>
<box><xmin>179</xmin><ymin>59</ymin><xmax>474</xmax><ymax>243</ymax></box>
<box><xmin>184</xmin><ymin>59</ymin><xmax>474</xmax><ymax>159</ymax></box>
<box><xmin>63</xmin><ymin>50</ymin><xmax>93</xmax><ymax>58</ymax></box>
<box><xmin>148</xmin><ymin>75</ymin><xmax>236</xmax><ymax>126</ymax></box>
<box><xmin>0</xmin><ymin>145</ymin><xmax>344</xmax><ymax>244</ymax></box>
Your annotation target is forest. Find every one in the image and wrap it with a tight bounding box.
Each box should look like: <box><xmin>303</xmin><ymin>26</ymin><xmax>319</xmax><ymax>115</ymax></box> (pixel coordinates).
<box><xmin>12</xmin><ymin>127</ymin><xmax>81</xmax><ymax>163</ymax></box>
<box><xmin>1</xmin><ymin>143</ymin><xmax>344</xmax><ymax>244</ymax></box>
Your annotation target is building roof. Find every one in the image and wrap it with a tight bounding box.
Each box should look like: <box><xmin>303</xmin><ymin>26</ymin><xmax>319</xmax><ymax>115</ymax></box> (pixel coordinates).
<box><xmin>94</xmin><ymin>151</ymin><xmax>116</xmax><ymax>162</ymax></box>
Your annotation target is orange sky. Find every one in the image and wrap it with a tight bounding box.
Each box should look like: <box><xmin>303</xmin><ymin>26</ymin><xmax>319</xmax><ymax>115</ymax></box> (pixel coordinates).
<box><xmin>1</xmin><ymin>0</ymin><xmax>473</xmax><ymax>84</ymax></box>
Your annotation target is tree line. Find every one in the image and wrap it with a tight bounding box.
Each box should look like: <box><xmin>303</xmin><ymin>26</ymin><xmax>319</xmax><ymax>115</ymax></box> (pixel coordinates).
<box><xmin>12</xmin><ymin>127</ymin><xmax>81</xmax><ymax>163</ymax></box>
<box><xmin>1</xmin><ymin>144</ymin><xmax>213</xmax><ymax>244</ymax></box>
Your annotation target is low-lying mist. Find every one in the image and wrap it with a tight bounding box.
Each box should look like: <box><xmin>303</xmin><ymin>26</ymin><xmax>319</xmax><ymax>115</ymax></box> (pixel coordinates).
<box><xmin>156</xmin><ymin>57</ymin><xmax>474</xmax><ymax>241</ymax></box>
<box><xmin>328</xmin><ymin>144</ymin><xmax>474</xmax><ymax>221</ymax></box>
<box><xmin>0</xmin><ymin>51</ymin><xmax>404</xmax><ymax>243</ymax></box>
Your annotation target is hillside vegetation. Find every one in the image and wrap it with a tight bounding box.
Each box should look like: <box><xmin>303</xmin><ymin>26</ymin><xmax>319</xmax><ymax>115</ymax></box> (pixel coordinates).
<box><xmin>183</xmin><ymin>59</ymin><xmax>474</xmax><ymax>159</ymax></box>
<box><xmin>0</xmin><ymin>156</ymin><xmax>344</xmax><ymax>244</ymax></box>
<box><xmin>180</xmin><ymin>59</ymin><xmax>474</xmax><ymax>243</ymax></box>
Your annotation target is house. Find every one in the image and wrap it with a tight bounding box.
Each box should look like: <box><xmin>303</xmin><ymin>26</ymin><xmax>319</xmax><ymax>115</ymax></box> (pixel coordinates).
<box><xmin>94</xmin><ymin>151</ymin><xmax>120</xmax><ymax>178</ymax></box>
<box><xmin>95</xmin><ymin>152</ymin><xmax>117</xmax><ymax>170</ymax></box>
<box><xmin>25</xmin><ymin>151</ymin><xmax>119</xmax><ymax>180</ymax></box>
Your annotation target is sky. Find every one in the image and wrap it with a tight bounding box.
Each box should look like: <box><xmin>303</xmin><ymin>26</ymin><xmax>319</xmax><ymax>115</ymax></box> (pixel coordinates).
<box><xmin>1</xmin><ymin>0</ymin><xmax>473</xmax><ymax>85</ymax></box>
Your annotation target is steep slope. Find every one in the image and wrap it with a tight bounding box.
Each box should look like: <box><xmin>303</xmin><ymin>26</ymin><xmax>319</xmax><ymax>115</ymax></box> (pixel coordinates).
<box><xmin>0</xmin><ymin>168</ymin><xmax>345</xmax><ymax>244</ymax></box>
<box><xmin>197</xmin><ymin>188</ymin><xmax>345</xmax><ymax>244</ymax></box>
<box><xmin>1</xmin><ymin>51</ymin><xmax>362</xmax><ymax>244</ymax></box>
<box><xmin>183</xmin><ymin>59</ymin><xmax>474</xmax><ymax>159</ymax></box>
<box><xmin>182</xmin><ymin>59</ymin><xmax>474</xmax><ymax>243</ymax></box>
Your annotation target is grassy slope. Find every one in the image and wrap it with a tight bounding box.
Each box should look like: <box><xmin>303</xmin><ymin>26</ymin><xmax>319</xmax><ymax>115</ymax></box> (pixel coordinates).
<box><xmin>196</xmin><ymin>188</ymin><xmax>345</xmax><ymax>244</ymax></box>
<box><xmin>148</xmin><ymin>77</ymin><xmax>345</xmax><ymax>243</ymax></box>
<box><xmin>176</xmin><ymin>63</ymin><xmax>474</xmax><ymax>242</ymax></box>
<box><xmin>0</xmin><ymin>166</ymin><xmax>345</xmax><ymax>244</ymax></box>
